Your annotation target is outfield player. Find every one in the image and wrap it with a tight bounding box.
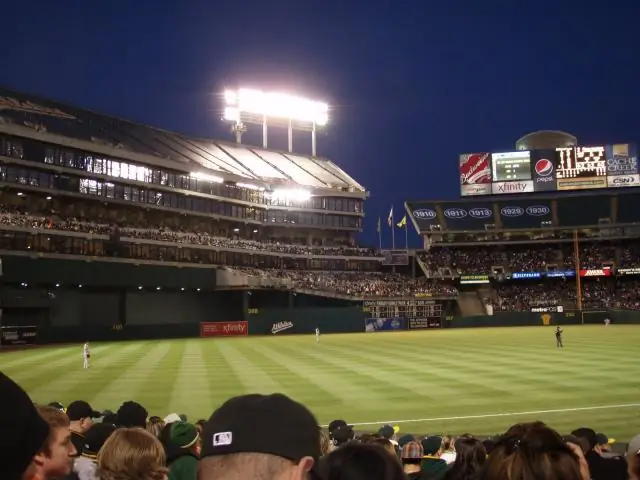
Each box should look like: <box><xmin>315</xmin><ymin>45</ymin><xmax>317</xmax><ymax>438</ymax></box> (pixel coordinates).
<box><xmin>315</xmin><ymin>327</ymin><xmax>320</xmax><ymax>343</ymax></box>
<box><xmin>83</xmin><ymin>341</ymin><xmax>90</xmax><ymax>369</ymax></box>
<box><xmin>555</xmin><ymin>327</ymin><xmax>563</xmax><ymax>348</ymax></box>
<box><xmin>604</xmin><ymin>317</ymin><xmax>610</xmax><ymax>327</ymax></box>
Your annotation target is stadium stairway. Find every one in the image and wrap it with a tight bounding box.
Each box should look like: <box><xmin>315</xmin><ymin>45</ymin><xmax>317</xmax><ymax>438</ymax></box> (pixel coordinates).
<box><xmin>458</xmin><ymin>291</ymin><xmax>486</xmax><ymax>316</ymax></box>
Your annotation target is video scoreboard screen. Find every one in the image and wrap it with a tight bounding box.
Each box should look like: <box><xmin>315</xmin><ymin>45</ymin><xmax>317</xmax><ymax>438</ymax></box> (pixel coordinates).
<box><xmin>492</xmin><ymin>151</ymin><xmax>532</xmax><ymax>182</ymax></box>
<box><xmin>460</xmin><ymin>143</ymin><xmax>638</xmax><ymax>196</ymax></box>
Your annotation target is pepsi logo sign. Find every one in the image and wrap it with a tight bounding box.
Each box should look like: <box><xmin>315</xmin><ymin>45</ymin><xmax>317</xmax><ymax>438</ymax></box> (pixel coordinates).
<box><xmin>534</xmin><ymin>158</ymin><xmax>554</xmax><ymax>183</ymax></box>
<box><xmin>501</xmin><ymin>206</ymin><xmax>524</xmax><ymax>217</ymax></box>
<box><xmin>468</xmin><ymin>207</ymin><xmax>492</xmax><ymax>219</ymax></box>
<box><xmin>526</xmin><ymin>205</ymin><xmax>550</xmax><ymax>216</ymax></box>
<box><xmin>413</xmin><ymin>209</ymin><xmax>437</xmax><ymax>220</ymax></box>
<box><xmin>444</xmin><ymin>208</ymin><xmax>468</xmax><ymax>219</ymax></box>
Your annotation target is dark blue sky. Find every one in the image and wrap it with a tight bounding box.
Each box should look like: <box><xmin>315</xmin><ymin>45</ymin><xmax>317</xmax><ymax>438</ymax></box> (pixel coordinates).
<box><xmin>2</xmin><ymin>1</ymin><xmax>639</xmax><ymax>248</ymax></box>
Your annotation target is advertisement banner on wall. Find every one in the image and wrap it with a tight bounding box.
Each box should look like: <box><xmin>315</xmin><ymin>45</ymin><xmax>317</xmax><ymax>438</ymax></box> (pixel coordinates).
<box><xmin>556</xmin><ymin>146</ymin><xmax>607</xmax><ymax>191</ymax></box>
<box><xmin>365</xmin><ymin>318</ymin><xmax>407</xmax><ymax>332</ymax></box>
<box><xmin>546</xmin><ymin>270</ymin><xmax>576</xmax><ymax>278</ymax></box>
<box><xmin>408</xmin><ymin>318</ymin><xmax>442</xmax><ymax>329</ymax></box>
<box><xmin>617</xmin><ymin>268</ymin><xmax>640</xmax><ymax>275</ymax></box>
<box><xmin>605</xmin><ymin>143</ymin><xmax>638</xmax><ymax>176</ymax></box>
<box><xmin>511</xmin><ymin>272</ymin><xmax>542</xmax><ymax>279</ymax></box>
<box><xmin>0</xmin><ymin>325</ymin><xmax>37</xmax><ymax>346</ymax></box>
<box><xmin>531</xmin><ymin>306</ymin><xmax>564</xmax><ymax>313</ymax></box>
<box><xmin>460</xmin><ymin>275</ymin><xmax>490</xmax><ymax>284</ymax></box>
<box><xmin>607</xmin><ymin>174</ymin><xmax>640</xmax><ymax>188</ymax></box>
<box><xmin>200</xmin><ymin>321</ymin><xmax>248</xmax><ymax>337</ymax></box>
<box><xmin>491</xmin><ymin>180</ymin><xmax>534</xmax><ymax>194</ymax></box>
<box><xmin>530</xmin><ymin>150</ymin><xmax>558</xmax><ymax>192</ymax></box>
<box><xmin>579</xmin><ymin>268</ymin><xmax>612</xmax><ymax>277</ymax></box>
<box><xmin>460</xmin><ymin>153</ymin><xmax>492</xmax><ymax>196</ymax></box>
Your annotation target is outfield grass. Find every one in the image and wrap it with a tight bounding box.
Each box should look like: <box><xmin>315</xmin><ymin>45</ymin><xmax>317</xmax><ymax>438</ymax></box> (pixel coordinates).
<box><xmin>2</xmin><ymin>325</ymin><xmax>639</xmax><ymax>441</ymax></box>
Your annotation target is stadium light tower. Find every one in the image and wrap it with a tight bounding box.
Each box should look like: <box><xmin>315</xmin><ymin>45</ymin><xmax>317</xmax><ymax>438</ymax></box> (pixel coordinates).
<box><xmin>223</xmin><ymin>88</ymin><xmax>328</xmax><ymax>156</ymax></box>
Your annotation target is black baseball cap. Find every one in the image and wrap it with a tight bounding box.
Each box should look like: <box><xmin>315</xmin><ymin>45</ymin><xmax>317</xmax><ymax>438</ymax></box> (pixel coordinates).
<box><xmin>201</xmin><ymin>393</ymin><xmax>320</xmax><ymax>462</ymax></box>
<box><xmin>0</xmin><ymin>372</ymin><xmax>50</xmax><ymax>479</ymax></box>
<box><xmin>82</xmin><ymin>422</ymin><xmax>116</xmax><ymax>458</ymax></box>
<box><xmin>66</xmin><ymin>400</ymin><xmax>102</xmax><ymax>421</ymax></box>
<box><xmin>571</xmin><ymin>428</ymin><xmax>598</xmax><ymax>450</ymax></box>
<box><xmin>116</xmin><ymin>401</ymin><xmax>148</xmax><ymax>428</ymax></box>
<box><xmin>596</xmin><ymin>433</ymin><xmax>615</xmax><ymax>445</ymax></box>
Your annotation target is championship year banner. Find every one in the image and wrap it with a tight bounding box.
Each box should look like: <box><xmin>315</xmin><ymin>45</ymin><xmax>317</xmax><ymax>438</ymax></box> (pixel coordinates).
<box><xmin>0</xmin><ymin>325</ymin><xmax>37</xmax><ymax>346</ymax></box>
<box><xmin>200</xmin><ymin>321</ymin><xmax>248</xmax><ymax>337</ymax></box>
<box><xmin>365</xmin><ymin>318</ymin><xmax>407</xmax><ymax>332</ymax></box>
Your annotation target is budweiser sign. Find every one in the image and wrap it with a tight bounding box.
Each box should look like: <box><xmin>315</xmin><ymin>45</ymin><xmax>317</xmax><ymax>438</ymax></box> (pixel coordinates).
<box><xmin>460</xmin><ymin>153</ymin><xmax>492</xmax><ymax>185</ymax></box>
<box><xmin>200</xmin><ymin>321</ymin><xmax>248</xmax><ymax>337</ymax></box>
<box><xmin>579</xmin><ymin>268</ymin><xmax>612</xmax><ymax>277</ymax></box>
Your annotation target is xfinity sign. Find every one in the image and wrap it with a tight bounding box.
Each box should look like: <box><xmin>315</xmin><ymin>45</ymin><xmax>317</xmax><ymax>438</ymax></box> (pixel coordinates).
<box><xmin>413</xmin><ymin>209</ymin><xmax>437</xmax><ymax>220</ymax></box>
<box><xmin>492</xmin><ymin>180</ymin><xmax>534</xmax><ymax>194</ymax></box>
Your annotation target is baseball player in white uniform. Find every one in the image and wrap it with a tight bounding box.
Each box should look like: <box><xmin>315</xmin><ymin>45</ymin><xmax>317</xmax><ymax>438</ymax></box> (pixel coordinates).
<box><xmin>83</xmin><ymin>342</ymin><xmax>90</xmax><ymax>369</ymax></box>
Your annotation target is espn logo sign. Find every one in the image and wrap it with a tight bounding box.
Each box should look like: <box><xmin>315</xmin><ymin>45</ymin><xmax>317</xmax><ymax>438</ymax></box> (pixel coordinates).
<box><xmin>579</xmin><ymin>268</ymin><xmax>612</xmax><ymax>277</ymax></box>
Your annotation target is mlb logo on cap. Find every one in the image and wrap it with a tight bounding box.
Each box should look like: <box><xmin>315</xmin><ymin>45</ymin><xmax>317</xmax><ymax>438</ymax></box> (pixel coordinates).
<box><xmin>213</xmin><ymin>431</ymin><xmax>233</xmax><ymax>446</ymax></box>
<box><xmin>535</xmin><ymin>158</ymin><xmax>553</xmax><ymax>176</ymax></box>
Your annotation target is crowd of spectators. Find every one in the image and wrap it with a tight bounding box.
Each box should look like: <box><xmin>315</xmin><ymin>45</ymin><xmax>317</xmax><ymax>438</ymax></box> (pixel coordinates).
<box><xmin>493</xmin><ymin>283</ymin><xmax>568</xmax><ymax>312</ymax></box>
<box><xmin>0</xmin><ymin>204</ymin><xmax>379</xmax><ymax>258</ymax></box>
<box><xmin>245</xmin><ymin>269</ymin><xmax>459</xmax><ymax>298</ymax></box>
<box><xmin>3</xmin><ymin>371</ymin><xmax>637</xmax><ymax>480</ymax></box>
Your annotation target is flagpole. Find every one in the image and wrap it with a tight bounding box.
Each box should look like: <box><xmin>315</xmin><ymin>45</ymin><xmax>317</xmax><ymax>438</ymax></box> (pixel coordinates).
<box><xmin>405</xmin><ymin>222</ymin><xmax>408</xmax><ymax>250</ymax></box>
<box><xmin>391</xmin><ymin>213</ymin><xmax>396</xmax><ymax>249</ymax></box>
<box><xmin>377</xmin><ymin>217</ymin><xmax>382</xmax><ymax>249</ymax></box>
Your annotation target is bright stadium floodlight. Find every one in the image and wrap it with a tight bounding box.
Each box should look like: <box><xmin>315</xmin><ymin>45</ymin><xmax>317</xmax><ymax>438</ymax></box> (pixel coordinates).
<box><xmin>223</xmin><ymin>87</ymin><xmax>329</xmax><ymax>156</ymax></box>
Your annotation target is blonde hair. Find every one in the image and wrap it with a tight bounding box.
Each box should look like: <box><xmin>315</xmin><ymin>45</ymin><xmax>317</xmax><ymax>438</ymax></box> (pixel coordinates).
<box><xmin>97</xmin><ymin>427</ymin><xmax>168</xmax><ymax>480</ymax></box>
<box><xmin>36</xmin><ymin>405</ymin><xmax>70</xmax><ymax>456</ymax></box>
<box><xmin>146</xmin><ymin>417</ymin><xmax>165</xmax><ymax>438</ymax></box>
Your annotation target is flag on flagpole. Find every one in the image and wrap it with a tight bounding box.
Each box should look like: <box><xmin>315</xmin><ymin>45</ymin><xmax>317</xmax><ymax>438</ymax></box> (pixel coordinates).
<box><xmin>387</xmin><ymin>207</ymin><xmax>394</xmax><ymax>227</ymax></box>
<box><xmin>396</xmin><ymin>216</ymin><xmax>407</xmax><ymax>228</ymax></box>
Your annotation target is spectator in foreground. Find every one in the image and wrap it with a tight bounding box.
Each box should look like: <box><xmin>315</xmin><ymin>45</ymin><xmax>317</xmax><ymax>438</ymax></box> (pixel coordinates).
<box><xmin>147</xmin><ymin>416</ymin><xmax>165</xmax><ymax>438</ymax></box>
<box><xmin>167</xmin><ymin>421</ymin><xmax>200</xmax><ymax>480</ymax></box>
<box><xmin>421</xmin><ymin>436</ymin><xmax>448</xmax><ymax>479</ymax></box>
<box><xmin>0</xmin><ymin>372</ymin><xmax>50</xmax><ymax>480</ymax></box>
<box><xmin>400</xmin><ymin>441</ymin><xmax>424</xmax><ymax>479</ymax></box>
<box><xmin>66</xmin><ymin>400</ymin><xmax>102</xmax><ymax>456</ymax></box>
<box><xmin>116</xmin><ymin>400</ymin><xmax>149</xmax><ymax>428</ymax></box>
<box><xmin>97</xmin><ymin>427</ymin><xmax>168</xmax><ymax>480</ymax></box>
<box><xmin>72</xmin><ymin>422</ymin><xmax>117</xmax><ymax>480</ymax></box>
<box><xmin>443</xmin><ymin>436</ymin><xmax>486</xmax><ymax>480</ymax></box>
<box><xmin>36</xmin><ymin>405</ymin><xmax>78</xmax><ymax>480</ymax></box>
<box><xmin>628</xmin><ymin>434</ymin><xmax>640</xmax><ymax>480</ymax></box>
<box><xmin>199</xmin><ymin>393</ymin><xmax>320</xmax><ymax>480</ymax></box>
<box><xmin>318</xmin><ymin>443</ymin><xmax>406</xmax><ymax>480</ymax></box>
<box><xmin>481</xmin><ymin>422</ymin><xmax>585</xmax><ymax>480</ymax></box>
<box><xmin>571</xmin><ymin>427</ymin><xmax>627</xmax><ymax>480</ymax></box>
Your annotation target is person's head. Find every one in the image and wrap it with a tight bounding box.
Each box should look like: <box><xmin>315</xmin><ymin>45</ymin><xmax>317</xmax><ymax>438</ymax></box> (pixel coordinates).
<box><xmin>81</xmin><ymin>422</ymin><xmax>117</xmax><ymax>461</ymax></box>
<box><xmin>595</xmin><ymin>433</ymin><xmax>614</xmax><ymax>454</ymax></box>
<box><xmin>146</xmin><ymin>416</ymin><xmax>165</xmax><ymax>438</ymax></box>
<box><xmin>628</xmin><ymin>434</ymin><xmax>640</xmax><ymax>480</ymax></box>
<box><xmin>97</xmin><ymin>427</ymin><xmax>168</xmax><ymax>480</ymax></box>
<box><xmin>401</xmin><ymin>441</ymin><xmax>424</xmax><ymax>474</ymax></box>
<box><xmin>481</xmin><ymin>422</ymin><xmax>584</xmax><ymax>480</ymax></box>
<box><xmin>0</xmin><ymin>372</ymin><xmax>50</xmax><ymax>480</ymax></box>
<box><xmin>199</xmin><ymin>393</ymin><xmax>320</xmax><ymax>480</ymax></box>
<box><xmin>447</xmin><ymin>436</ymin><xmax>486</xmax><ymax>478</ymax></box>
<box><xmin>169</xmin><ymin>421</ymin><xmax>201</xmax><ymax>456</ymax></box>
<box><xmin>318</xmin><ymin>442</ymin><xmax>406</xmax><ymax>480</ymax></box>
<box><xmin>35</xmin><ymin>405</ymin><xmax>76</xmax><ymax>478</ymax></box>
<box><xmin>319</xmin><ymin>429</ymin><xmax>333</xmax><ymax>456</ymax></box>
<box><xmin>66</xmin><ymin>400</ymin><xmax>101</xmax><ymax>434</ymax></box>
<box><xmin>329</xmin><ymin>420</ymin><xmax>355</xmax><ymax>447</ymax></box>
<box><xmin>372</xmin><ymin>438</ymin><xmax>397</xmax><ymax>457</ymax></box>
<box><xmin>116</xmin><ymin>401</ymin><xmax>148</xmax><ymax>428</ymax></box>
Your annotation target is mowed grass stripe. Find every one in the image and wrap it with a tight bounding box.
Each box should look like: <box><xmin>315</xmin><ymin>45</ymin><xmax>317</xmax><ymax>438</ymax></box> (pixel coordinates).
<box><xmin>0</xmin><ymin>345</ymin><xmax>80</xmax><ymax>369</ymax></box>
<box><xmin>233</xmin><ymin>340</ymin><xmax>341</xmax><ymax>408</ymax></box>
<box><xmin>28</xmin><ymin>343</ymin><xmax>146</xmax><ymax>405</ymax></box>
<box><xmin>166</xmin><ymin>340</ymin><xmax>214</xmax><ymax>417</ymax></box>
<box><xmin>89</xmin><ymin>342</ymin><xmax>177</xmax><ymax>411</ymax></box>
<box><xmin>198</xmin><ymin>340</ymin><xmax>251</xmax><ymax>411</ymax></box>
<box><xmin>3</xmin><ymin>345</ymin><xmax>114</xmax><ymax>390</ymax></box>
<box><xmin>251</xmin><ymin>342</ymin><xmax>369</xmax><ymax>408</ymax></box>
<box><xmin>216</xmin><ymin>341</ymin><xmax>285</xmax><ymax>395</ymax></box>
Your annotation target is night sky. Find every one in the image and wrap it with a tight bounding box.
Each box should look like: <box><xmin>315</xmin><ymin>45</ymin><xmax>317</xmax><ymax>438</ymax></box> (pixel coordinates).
<box><xmin>2</xmin><ymin>1</ymin><xmax>639</xmax><ymax>248</ymax></box>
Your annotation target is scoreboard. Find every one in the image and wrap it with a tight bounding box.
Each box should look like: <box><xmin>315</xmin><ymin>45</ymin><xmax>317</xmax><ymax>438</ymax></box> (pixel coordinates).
<box><xmin>460</xmin><ymin>143</ymin><xmax>637</xmax><ymax>196</ymax></box>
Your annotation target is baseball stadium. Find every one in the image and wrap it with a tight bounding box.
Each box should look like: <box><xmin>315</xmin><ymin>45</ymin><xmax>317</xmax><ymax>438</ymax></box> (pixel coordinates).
<box><xmin>1</xmin><ymin>87</ymin><xmax>640</xmax><ymax>468</ymax></box>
